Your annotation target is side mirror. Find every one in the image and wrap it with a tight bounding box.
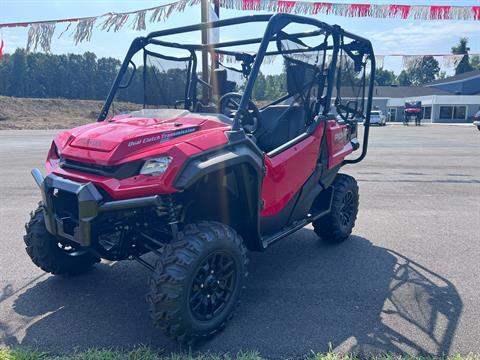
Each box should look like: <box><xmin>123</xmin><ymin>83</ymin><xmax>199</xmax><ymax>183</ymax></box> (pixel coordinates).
<box><xmin>345</xmin><ymin>100</ymin><xmax>358</xmax><ymax>120</ymax></box>
<box><xmin>118</xmin><ymin>61</ymin><xmax>136</xmax><ymax>89</ymax></box>
<box><xmin>336</xmin><ymin>99</ymin><xmax>359</xmax><ymax>121</ymax></box>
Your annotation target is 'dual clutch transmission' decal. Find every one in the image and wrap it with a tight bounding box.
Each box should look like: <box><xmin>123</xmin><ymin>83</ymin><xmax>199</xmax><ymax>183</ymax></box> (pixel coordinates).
<box><xmin>128</xmin><ymin>127</ymin><xmax>199</xmax><ymax>148</ymax></box>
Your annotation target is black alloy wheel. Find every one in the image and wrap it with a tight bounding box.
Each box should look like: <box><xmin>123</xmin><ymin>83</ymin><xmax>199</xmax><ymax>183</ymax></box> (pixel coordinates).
<box><xmin>339</xmin><ymin>190</ymin><xmax>356</xmax><ymax>230</ymax></box>
<box><xmin>313</xmin><ymin>174</ymin><xmax>359</xmax><ymax>243</ymax></box>
<box><xmin>189</xmin><ymin>251</ymin><xmax>237</xmax><ymax>321</ymax></box>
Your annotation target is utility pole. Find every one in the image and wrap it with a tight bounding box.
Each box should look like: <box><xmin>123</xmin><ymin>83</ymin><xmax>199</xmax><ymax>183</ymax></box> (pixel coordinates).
<box><xmin>200</xmin><ymin>0</ymin><xmax>220</xmax><ymax>103</ymax></box>
<box><xmin>201</xmin><ymin>0</ymin><xmax>209</xmax><ymax>103</ymax></box>
<box><xmin>213</xmin><ymin>1</ymin><xmax>220</xmax><ymax>72</ymax></box>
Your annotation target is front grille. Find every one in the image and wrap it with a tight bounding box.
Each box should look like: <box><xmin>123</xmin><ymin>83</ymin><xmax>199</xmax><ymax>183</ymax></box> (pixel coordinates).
<box><xmin>60</xmin><ymin>158</ymin><xmax>143</xmax><ymax>180</ymax></box>
<box><xmin>61</xmin><ymin>159</ymin><xmax>118</xmax><ymax>176</ymax></box>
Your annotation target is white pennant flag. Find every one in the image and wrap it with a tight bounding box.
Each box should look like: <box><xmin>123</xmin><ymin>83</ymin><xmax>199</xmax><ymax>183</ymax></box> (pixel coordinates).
<box><xmin>442</xmin><ymin>54</ymin><xmax>465</xmax><ymax>69</ymax></box>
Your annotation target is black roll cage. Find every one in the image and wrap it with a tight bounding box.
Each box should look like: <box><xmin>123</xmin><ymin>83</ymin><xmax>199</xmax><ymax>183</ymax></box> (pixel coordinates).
<box><xmin>97</xmin><ymin>13</ymin><xmax>375</xmax><ymax>164</ymax></box>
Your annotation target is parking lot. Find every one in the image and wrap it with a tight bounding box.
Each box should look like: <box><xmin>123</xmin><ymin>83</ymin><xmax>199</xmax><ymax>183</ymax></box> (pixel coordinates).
<box><xmin>0</xmin><ymin>125</ymin><xmax>479</xmax><ymax>357</ymax></box>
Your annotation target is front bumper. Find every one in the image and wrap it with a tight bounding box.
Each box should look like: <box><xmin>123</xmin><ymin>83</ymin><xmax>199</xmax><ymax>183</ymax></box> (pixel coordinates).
<box><xmin>32</xmin><ymin>169</ymin><xmax>163</xmax><ymax>247</ymax></box>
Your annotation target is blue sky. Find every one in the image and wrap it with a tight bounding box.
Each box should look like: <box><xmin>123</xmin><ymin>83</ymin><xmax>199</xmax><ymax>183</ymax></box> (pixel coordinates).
<box><xmin>1</xmin><ymin>0</ymin><xmax>480</xmax><ymax>74</ymax></box>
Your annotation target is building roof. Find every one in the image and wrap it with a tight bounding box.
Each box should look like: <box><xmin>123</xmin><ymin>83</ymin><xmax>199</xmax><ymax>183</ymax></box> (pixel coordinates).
<box><xmin>426</xmin><ymin>70</ymin><xmax>480</xmax><ymax>86</ymax></box>
<box><xmin>372</xmin><ymin>86</ymin><xmax>450</xmax><ymax>98</ymax></box>
<box><xmin>331</xmin><ymin>86</ymin><xmax>449</xmax><ymax>99</ymax></box>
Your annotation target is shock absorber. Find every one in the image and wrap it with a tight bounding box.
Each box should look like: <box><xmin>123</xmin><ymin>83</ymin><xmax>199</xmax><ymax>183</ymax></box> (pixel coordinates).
<box><xmin>165</xmin><ymin>194</ymin><xmax>180</xmax><ymax>241</ymax></box>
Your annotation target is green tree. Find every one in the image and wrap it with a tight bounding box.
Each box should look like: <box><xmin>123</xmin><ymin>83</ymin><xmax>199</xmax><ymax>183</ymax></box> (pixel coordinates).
<box><xmin>252</xmin><ymin>72</ymin><xmax>267</xmax><ymax>101</ymax></box>
<box><xmin>438</xmin><ymin>71</ymin><xmax>447</xmax><ymax>80</ymax></box>
<box><xmin>374</xmin><ymin>68</ymin><xmax>397</xmax><ymax>86</ymax></box>
<box><xmin>397</xmin><ymin>56</ymin><xmax>440</xmax><ymax>86</ymax></box>
<box><xmin>96</xmin><ymin>57</ymin><xmax>121</xmax><ymax>98</ymax></box>
<box><xmin>410</xmin><ymin>56</ymin><xmax>440</xmax><ymax>85</ymax></box>
<box><xmin>83</xmin><ymin>52</ymin><xmax>97</xmax><ymax>99</ymax></box>
<box><xmin>265</xmin><ymin>72</ymin><xmax>286</xmax><ymax>99</ymax></box>
<box><xmin>451</xmin><ymin>37</ymin><xmax>474</xmax><ymax>74</ymax></box>
<box><xmin>0</xmin><ymin>49</ymin><xmax>123</xmax><ymax>101</ymax></box>
<box><xmin>11</xmin><ymin>49</ymin><xmax>28</xmax><ymax>97</ymax></box>
<box><xmin>0</xmin><ymin>53</ymin><xmax>12</xmax><ymax>96</ymax></box>
<box><xmin>397</xmin><ymin>70</ymin><xmax>412</xmax><ymax>86</ymax></box>
<box><xmin>470</xmin><ymin>56</ymin><xmax>480</xmax><ymax>71</ymax></box>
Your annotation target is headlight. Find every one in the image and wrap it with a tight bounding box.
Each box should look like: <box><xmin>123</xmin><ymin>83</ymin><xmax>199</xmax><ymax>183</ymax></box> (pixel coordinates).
<box><xmin>140</xmin><ymin>156</ymin><xmax>172</xmax><ymax>176</ymax></box>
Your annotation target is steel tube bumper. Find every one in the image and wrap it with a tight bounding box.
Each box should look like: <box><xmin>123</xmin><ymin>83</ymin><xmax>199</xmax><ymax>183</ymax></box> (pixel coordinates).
<box><xmin>31</xmin><ymin>169</ymin><xmax>163</xmax><ymax>247</ymax></box>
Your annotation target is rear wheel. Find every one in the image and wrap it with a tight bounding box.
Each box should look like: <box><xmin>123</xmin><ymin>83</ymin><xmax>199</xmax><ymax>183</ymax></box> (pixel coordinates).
<box><xmin>24</xmin><ymin>205</ymin><xmax>99</xmax><ymax>275</ymax></box>
<box><xmin>313</xmin><ymin>174</ymin><xmax>359</xmax><ymax>243</ymax></box>
<box><xmin>147</xmin><ymin>221</ymin><xmax>248</xmax><ymax>344</ymax></box>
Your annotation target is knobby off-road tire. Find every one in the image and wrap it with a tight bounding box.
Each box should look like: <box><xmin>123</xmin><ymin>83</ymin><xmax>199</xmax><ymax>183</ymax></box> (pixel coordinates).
<box><xmin>24</xmin><ymin>205</ymin><xmax>99</xmax><ymax>275</ymax></box>
<box><xmin>313</xmin><ymin>174</ymin><xmax>359</xmax><ymax>243</ymax></box>
<box><xmin>147</xmin><ymin>221</ymin><xmax>248</xmax><ymax>344</ymax></box>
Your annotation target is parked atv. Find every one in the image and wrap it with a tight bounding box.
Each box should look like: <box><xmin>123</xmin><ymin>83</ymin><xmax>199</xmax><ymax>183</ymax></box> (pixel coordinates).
<box><xmin>404</xmin><ymin>101</ymin><xmax>422</xmax><ymax>126</ymax></box>
<box><xmin>25</xmin><ymin>14</ymin><xmax>375</xmax><ymax>343</ymax></box>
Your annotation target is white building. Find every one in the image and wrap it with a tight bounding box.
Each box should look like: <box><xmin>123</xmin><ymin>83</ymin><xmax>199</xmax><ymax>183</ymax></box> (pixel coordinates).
<box><xmin>371</xmin><ymin>71</ymin><xmax>480</xmax><ymax>123</ymax></box>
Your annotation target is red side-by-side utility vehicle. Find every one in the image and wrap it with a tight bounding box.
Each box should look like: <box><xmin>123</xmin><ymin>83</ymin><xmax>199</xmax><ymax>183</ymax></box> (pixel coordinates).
<box><xmin>25</xmin><ymin>14</ymin><xmax>375</xmax><ymax>343</ymax></box>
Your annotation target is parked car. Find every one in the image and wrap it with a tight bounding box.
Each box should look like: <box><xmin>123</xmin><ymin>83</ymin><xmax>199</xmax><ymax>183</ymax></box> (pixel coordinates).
<box><xmin>369</xmin><ymin>110</ymin><xmax>386</xmax><ymax>126</ymax></box>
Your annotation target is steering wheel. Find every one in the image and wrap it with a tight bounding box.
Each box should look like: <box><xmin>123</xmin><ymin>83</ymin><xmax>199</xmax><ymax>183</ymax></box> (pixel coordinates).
<box><xmin>219</xmin><ymin>92</ymin><xmax>260</xmax><ymax>134</ymax></box>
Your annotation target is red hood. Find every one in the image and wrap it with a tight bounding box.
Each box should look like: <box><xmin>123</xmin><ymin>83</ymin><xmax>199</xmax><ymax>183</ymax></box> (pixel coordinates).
<box><xmin>54</xmin><ymin>111</ymin><xmax>231</xmax><ymax>165</ymax></box>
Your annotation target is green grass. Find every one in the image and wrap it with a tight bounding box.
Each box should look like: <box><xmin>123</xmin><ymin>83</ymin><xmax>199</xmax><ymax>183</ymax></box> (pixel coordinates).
<box><xmin>0</xmin><ymin>347</ymin><xmax>479</xmax><ymax>360</ymax></box>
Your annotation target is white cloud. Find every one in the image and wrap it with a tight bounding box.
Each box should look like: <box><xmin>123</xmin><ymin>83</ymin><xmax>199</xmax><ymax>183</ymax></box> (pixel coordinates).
<box><xmin>366</xmin><ymin>22</ymin><xmax>480</xmax><ymax>54</ymax></box>
<box><xmin>1</xmin><ymin>30</ymin><xmax>23</xmax><ymax>50</ymax></box>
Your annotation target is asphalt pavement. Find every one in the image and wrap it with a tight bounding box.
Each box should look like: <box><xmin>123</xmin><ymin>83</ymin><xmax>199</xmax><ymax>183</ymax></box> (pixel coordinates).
<box><xmin>0</xmin><ymin>125</ymin><xmax>479</xmax><ymax>357</ymax></box>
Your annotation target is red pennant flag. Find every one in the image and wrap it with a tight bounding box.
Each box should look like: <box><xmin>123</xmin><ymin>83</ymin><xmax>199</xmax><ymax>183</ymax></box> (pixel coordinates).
<box><xmin>241</xmin><ymin>0</ymin><xmax>260</xmax><ymax>10</ymax></box>
<box><xmin>348</xmin><ymin>4</ymin><xmax>371</xmax><ymax>17</ymax></box>
<box><xmin>389</xmin><ymin>5</ymin><xmax>411</xmax><ymax>19</ymax></box>
<box><xmin>277</xmin><ymin>1</ymin><xmax>296</xmax><ymax>13</ymax></box>
<box><xmin>430</xmin><ymin>6</ymin><xmax>451</xmax><ymax>20</ymax></box>
<box><xmin>0</xmin><ymin>40</ymin><xmax>4</xmax><ymax>61</ymax></box>
<box><xmin>312</xmin><ymin>2</ymin><xmax>333</xmax><ymax>15</ymax></box>
<box><xmin>473</xmin><ymin>6</ymin><xmax>480</xmax><ymax>20</ymax></box>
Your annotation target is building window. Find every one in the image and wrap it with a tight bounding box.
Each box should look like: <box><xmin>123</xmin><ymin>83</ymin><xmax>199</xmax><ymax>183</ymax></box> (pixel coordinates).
<box><xmin>440</xmin><ymin>106</ymin><xmax>453</xmax><ymax>120</ymax></box>
<box><xmin>439</xmin><ymin>106</ymin><xmax>466</xmax><ymax>120</ymax></box>
<box><xmin>422</xmin><ymin>106</ymin><xmax>432</xmax><ymax>120</ymax></box>
<box><xmin>388</xmin><ymin>108</ymin><xmax>397</xmax><ymax>121</ymax></box>
<box><xmin>454</xmin><ymin>106</ymin><xmax>466</xmax><ymax>120</ymax></box>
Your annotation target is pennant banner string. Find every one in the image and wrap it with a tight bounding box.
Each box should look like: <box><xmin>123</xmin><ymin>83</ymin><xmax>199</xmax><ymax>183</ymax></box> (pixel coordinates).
<box><xmin>0</xmin><ymin>1</ymin><xmax>479</xmax><ymax>53</ymax></box>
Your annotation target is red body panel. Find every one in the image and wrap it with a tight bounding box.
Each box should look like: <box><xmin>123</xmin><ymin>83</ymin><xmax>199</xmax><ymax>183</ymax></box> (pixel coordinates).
<box><xmin>54</xmin><ymin>116</ymin><xmax>229</xmax><ymax>166</ymax></box>
<box><xmin>260</xmin><ymin>123</ymin><xmax>324</xmax><ymax>217</ymax></box>
<box><xmin>326</xmin><ymin>120</ymin><xmax>353</xmax><ymax>169</ymax></box>
<box><xmin>48</xmin><ymin>114</ymin><xmax>230</xmax><ymax>199</ymax></box>
<box><xmin>47</xmin><ymin>114</ymin><xmax>355</xmax><ymax>210</ymax></box>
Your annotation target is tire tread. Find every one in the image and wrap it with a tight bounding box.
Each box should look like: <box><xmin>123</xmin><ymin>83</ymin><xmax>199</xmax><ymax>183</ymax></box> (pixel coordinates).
<box><xmin>24</xmin><ymin>204</ymin><xmax>98</xmax><ymax>276</ymax></box>
<box><xmin>313</xmin><ymin>174</ymin><xmax>359</xmax><ymax>243</ymax></box>
<box><xmin>147</xmin><ymin>221</ymin><xmax>248</xmax><ymax>344</ymax></box>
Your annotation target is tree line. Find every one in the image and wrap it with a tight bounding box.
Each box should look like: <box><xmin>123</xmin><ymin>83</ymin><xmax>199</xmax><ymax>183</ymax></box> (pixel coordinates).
<box><xmin>0</xmin><ymin>49</ymin><xmax>121</xmax><ymax>100</ymax></box>
<box><xmin>0</xmin><ymin>49</ymin><xmax>196</xmax><ymax>106</ymax></box>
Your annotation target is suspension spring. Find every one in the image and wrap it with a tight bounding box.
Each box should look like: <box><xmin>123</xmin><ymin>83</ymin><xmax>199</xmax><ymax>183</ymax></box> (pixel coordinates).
<box><xmin>165</xmin><ymin>194</ymin><xmax>180</xmax><ymax>241</ymax></box>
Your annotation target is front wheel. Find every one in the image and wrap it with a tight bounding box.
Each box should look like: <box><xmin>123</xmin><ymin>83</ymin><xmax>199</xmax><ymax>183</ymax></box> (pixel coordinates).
<box><xmin>147</xmin><ymin>221</ymin><xmax>248</xmax><ymax>344</ymax></box>
<box><xmin>24</xmin><ymin>205</ymin><xmax>99</xmax><ymax>275</ymax></box>
<box><xmin>313</xmin><ymin>174</ymin><xmax>359</xmax><ymax>243</ymax></box>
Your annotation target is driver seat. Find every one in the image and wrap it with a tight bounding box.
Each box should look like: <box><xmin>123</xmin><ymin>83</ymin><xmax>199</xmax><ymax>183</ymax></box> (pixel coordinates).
<box><xmin>195</xmin><ymin>69</ymin><xmax>232</xmax><ymax>113</ymax></box>
<box><xmin>256</xmin><ymin>61</ymin><xmax>314</xmax><ymax>153</ymax></box>
<box><xmin>211</xmin><ymin>69</ymin><xmax>229</xmax><ymax>98</ymax></box>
